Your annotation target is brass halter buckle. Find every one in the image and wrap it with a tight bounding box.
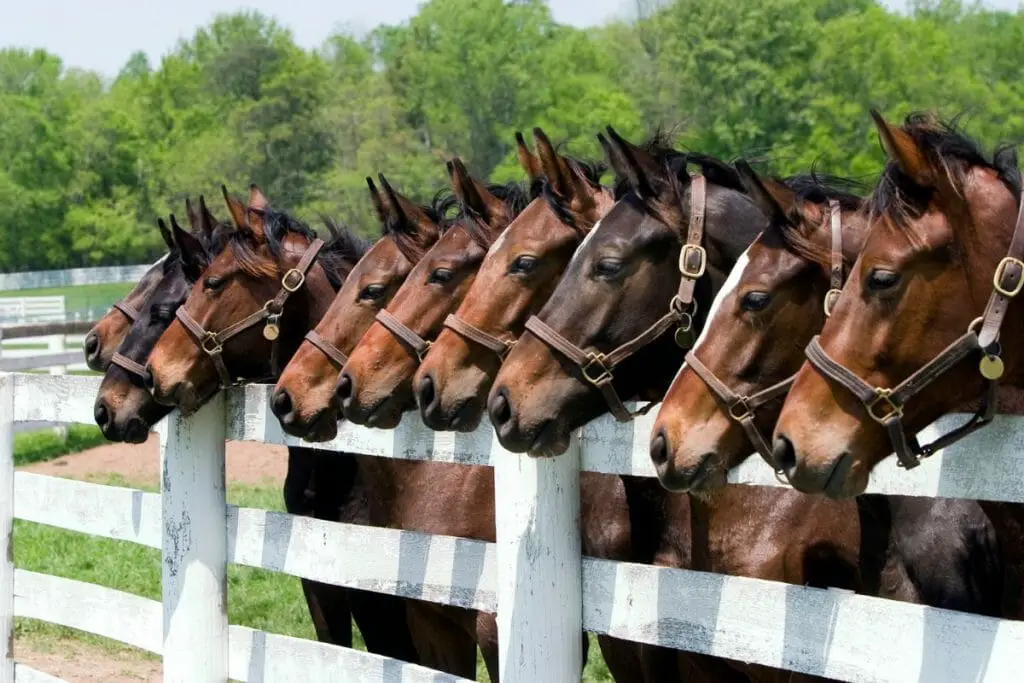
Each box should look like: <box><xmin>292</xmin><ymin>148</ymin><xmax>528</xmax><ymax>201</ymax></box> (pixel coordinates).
<box><xmin>728</xmin><ymin>397</ymin><xmax>752</xmax><ymax>421</ymax></box>
<box><xmin>581</xmin><ymin>352</ymin><xmax>613</xmax><ymax>385</ymax></box>
<box><xmin>823</xmin><ymin>289</ymin><xmax>842</xmax><ymax>317</ymax></box>
<box><xmin>866</xmin><ymin>388</ymin><xmax>903</xmax><ymax>423</ymax></box>
<box><xmin>993</xmin><ymin>256</ymin><xmax>1024</xmax><ymax>298</ymax></box>
<box><xmin>201</xmin><ymin>333</ymin><xmax>223</xmax><ymax>356</ymax></box>
<box><xmin>416</xmin><ymin>340</ymin><xmax>433</xmax><ymax>363</ymax></box>
<box><xmin>679</xmin><ymin>244</ymin><xmax>707</xmax><ymax>280</ymax></box>
<box><xmin>281</xmin><ymin>268</ymin><xmax>307</xmax><ymax>293</ymax></box>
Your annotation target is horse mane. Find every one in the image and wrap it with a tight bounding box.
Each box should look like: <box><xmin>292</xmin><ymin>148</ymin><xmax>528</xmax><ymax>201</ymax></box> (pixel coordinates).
<box><xmin>774</xmin><ymin>172</ymin><xmax>867</xmax><ymax>272</ymax></box>
<box><xmin>611</xmin><ymin>131</ymin><xmax>745</xmax><ymax>200</ymax></box>
<box><xmin>531</xmin><ymin>153</ymin><xmax>607</xmax><ymax>233</ymax></box>
<box><xmin>867</xmin><ymin>112</ymin><xmax>1022</xmax><ymax>227</ymax></box>
<box><xmin>463</xmin><ymin>181</ymin><xmax>534</xmax><ymax>250</ymax></box>
<box><xmin>229</xmin><ymin>206</ymin><xmax>369</xmax><ymax>289</ymax></box>
<box><xmin>383</xmin><ymin>191</ymin><xmax>458</xmax><ymax>263</ymax></box>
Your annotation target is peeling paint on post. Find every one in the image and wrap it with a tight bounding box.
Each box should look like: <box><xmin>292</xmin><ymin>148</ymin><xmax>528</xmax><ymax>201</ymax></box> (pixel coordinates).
<box><xmin>0</xmin><ymin>375</ymin><xmax>14</xmax><ymax>683</ymax></box>
<box><xmin>494</xmin><ymin>433</ymin><xmax>582</xmax><ymax>683</ymax></box>
<box><xmin>159</xmin><ymin>394</ymin><xmax>228</xmax><ymax>682</ymax></box>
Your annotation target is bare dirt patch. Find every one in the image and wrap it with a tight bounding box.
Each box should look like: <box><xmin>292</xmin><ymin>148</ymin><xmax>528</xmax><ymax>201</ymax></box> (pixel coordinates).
<box><xmin>15</xmin><ymin>637</ymin><xmax>160</xmax><ymax>683</ymax></box>
<box><xmin>21</xmin><ymin>433</ymin><xmax>288</xmax><ymax>488</ymax></box>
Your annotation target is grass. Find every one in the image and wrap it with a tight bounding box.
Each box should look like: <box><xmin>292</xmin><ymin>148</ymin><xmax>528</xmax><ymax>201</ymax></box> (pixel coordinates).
<box><xmin>13</xmin><ymin>475</ymin><xmax>615</xmax><ymax>680</ymax></box>
<box><xmin>0</xmin><ymin>282</ymin><xmax>133</xmax><ymax>315</ymax></box>
<box><xmin>14</xmin><ymin>424</ymin><xmax>109</xmax><ymax>467</ymax></box>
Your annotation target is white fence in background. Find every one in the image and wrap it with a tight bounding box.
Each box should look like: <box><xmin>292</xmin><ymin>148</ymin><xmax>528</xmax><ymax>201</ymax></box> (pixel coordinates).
<box><xmin>0</xmin><ymin>265</ymin><xmax>151</xmax><ymax>292</ymax></box>
<box><xmin>0</xmin><ymin>298</ymin><xmax>65</xmax><ymax>327</ymax></box>
<box><xmin>0</xmin><ymin>335</ymin><xmax>87</xmax><ymax>375</ymax></box>
<box><xmin>2</xmin><ymin>373</ymin><xmax>1024</xmax><ymax>682</ymax></box>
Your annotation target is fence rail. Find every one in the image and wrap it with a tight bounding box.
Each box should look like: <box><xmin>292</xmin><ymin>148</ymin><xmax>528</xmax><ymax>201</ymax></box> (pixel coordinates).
<box><xmin>2</xmin><ymin>373</ymin><xmax>1023</xmax><ymax>682</ymax></box>
<box><xmin>0</xmin><ymin>264</ymin><xmax>151</xmax><ymax>292</ymax></box>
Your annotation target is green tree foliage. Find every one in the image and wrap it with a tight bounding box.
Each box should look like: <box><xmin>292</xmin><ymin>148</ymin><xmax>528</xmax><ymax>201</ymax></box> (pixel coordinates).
<box><xmin>1</xmin><ymin>0</ymin><xmax>1023</xmax><ymax>270</ymax></box>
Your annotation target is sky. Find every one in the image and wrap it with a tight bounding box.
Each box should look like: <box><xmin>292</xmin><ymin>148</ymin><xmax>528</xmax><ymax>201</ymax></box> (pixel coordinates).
<box><xmin>1</xmin><ymin>0</ymin><xmax>1021</xmax><ymax>76</ymax></box>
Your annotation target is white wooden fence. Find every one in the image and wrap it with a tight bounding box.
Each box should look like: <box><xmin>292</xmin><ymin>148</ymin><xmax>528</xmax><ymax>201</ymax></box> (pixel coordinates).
<box><xmin>0</xmin><ymin>265</ymin><xmax>152</xmax><ymax>292</ymax></box>
<box><xmin>0</xmin><ymin>298</ymin><xmax>65</xmax><ymax>326</ymax></box>
<box><xmin>2</xmin><ymin>373</ymin><xmax>1024</xmax><ymax>682</ymax></box>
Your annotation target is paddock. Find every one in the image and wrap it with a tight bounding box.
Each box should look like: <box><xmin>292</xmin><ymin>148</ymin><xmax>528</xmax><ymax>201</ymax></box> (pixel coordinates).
<box><xmin>1</xmin><ymin>372</ymin><xmax>1023</xmax><ymax>682</ymax></box>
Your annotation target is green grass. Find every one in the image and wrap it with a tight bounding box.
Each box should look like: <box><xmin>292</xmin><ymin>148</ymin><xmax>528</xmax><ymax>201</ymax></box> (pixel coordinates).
<box><xmin>13</xmin><ymin>478</ymin><xmax>614</xmax><ymax>681</ymax></box>
<box><xmin>0</xmin><ymin>282</ymin><xmax>133</xmax><ymax>314</ymax></box>
<box><xmin>14</xmin><ymin>424</ymin><xmax>109</xmax><ymax>467</ymax></box>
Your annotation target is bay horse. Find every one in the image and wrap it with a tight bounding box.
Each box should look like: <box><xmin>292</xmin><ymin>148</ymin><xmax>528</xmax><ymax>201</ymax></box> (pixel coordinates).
<box><xmin>649</xmin><ymin>164</ymin><xmax>1003</xmax><ymax>616</ymax></box>
<box><xmin>83</xmin><ymin>225</ymin><xmax>177</xmax><ymax>371</ymax></box>
<box><xmin>142</xmin><ymin>185</ymin><xmax>422</xmax><ymax>662</ymax></box>
<box><xmin>271</xmin><ymin>174</ymin><xmax>452</xmax><ymax>440</ymax></box>
<box><xmin>772</xmin><ymin>111</ymin><xmax>1024</xmax><ymax>618</ymax></box>
<box><xmin>490</xmin><ymin>129</ymin><xmax>866</xmax><ymax>683</ymax></box>
<box><xmin>94</xmin><ymin>199</ymin><xmax>231</xmax><ymax>443</ymax></box>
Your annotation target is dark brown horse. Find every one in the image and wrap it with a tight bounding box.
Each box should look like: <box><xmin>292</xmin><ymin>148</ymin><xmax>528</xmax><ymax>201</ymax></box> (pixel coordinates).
<box><xmin>413</xmin><ymin>129</ymin><xmax>616</xmax><ymax>432</ymax></box>
<box><xmin>272</xmin><ymin>176</ymin><xmax>451</xmax><ymax>440</ymax></box>
<box><xmin>83</xmin><ymin>224</ymin><xmax>178</xmax><ymax>371</ymax></box>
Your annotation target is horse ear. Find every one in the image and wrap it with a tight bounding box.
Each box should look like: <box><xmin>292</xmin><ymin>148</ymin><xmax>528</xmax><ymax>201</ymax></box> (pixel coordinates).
<box><xmin>245</xmin><ymin>207</ymin><xmax>267</xmax><ymax>241</ymax></box>
<box><xmin>367</xmin><ymin>176</ymin><xmax>391</xmax><ymax>226</ymax></box>
<box><xmin>157</xmin><ymin>217</ymin><xmax>175</xmax><ymax>251</ymax></box>
<box><xmin>516</xmin><ymin>131</ymin><xmax>543</xmax><ymax>184</ymax></box>
<box><xmin>185</xmin><ymin>198</ymin><xmax>200</xmax><ymax>232</ymax></box>
<box><xmin>171</xmin><ymin>214</ymin><xmax>208</xmax><ymax>273</ymax></box>
<box><xmin>448</xmin><ymin>157</ymin><xmax>505</xmax><ymax>227</ymax></box>
<box><xmin>735</xmin><ymin>160</ymin><xmax>799</xmax><ymax>227</ymax></box>
<box><xmin>198</xmin><ymin>195</ymin><xmax>217</xmax><ymax>239</ymax></box>
<box><xmin>249</xmin><ymin>184</ymin><xmax>270</xmax><ymax>211</ymax></box>
<box><xmin>378</xmin><ymin>174</ymin><xmax>440</xmax><ymax>254</ymax></box>
<box><xmin>604</xmin><ymin>126</ymin><xmax>665</xmax><ymax>200</ymax></box>
<box><xmin>221</xmin><ymin>186</ymin><xmax>249</xmax><ymax>230</ymax></box>
<box><xmin>871</xmin><ymin>109</ymin><xmax>934</xmax><ymax>187</ymax></box>
<box><xmin>533</xmin><ymin>127</ymin><xmax>580</xmax><ymax>199</ymax></box>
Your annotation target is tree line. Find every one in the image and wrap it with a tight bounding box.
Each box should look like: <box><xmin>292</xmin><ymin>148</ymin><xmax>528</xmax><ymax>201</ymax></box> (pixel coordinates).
<box><xmin>1</xmin><ymin>0</ymin><xmax>1021</xmax><ymax>271</ymax></box>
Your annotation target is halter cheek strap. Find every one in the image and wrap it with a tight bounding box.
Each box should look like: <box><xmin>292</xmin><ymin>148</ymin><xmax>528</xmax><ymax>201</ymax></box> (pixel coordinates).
<box><xmin>176</xmin><ymin>238</ymin><xmax>325</xmax><ymax>389</ymax></box>
<box><xmin>523</xmin><ymin>173</ymin><xmax>707</xmax><ymax>422</ymax></box>
<box><xmin>804</xmin><ymin>194</ymin><xmax>1024</xmax><ymax>469</ymax></box>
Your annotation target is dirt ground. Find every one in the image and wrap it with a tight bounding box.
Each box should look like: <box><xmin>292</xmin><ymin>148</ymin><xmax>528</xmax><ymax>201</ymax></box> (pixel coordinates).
<box><xmin>16</xmin><ymin>436</ymin><xmax>289</xmax><ymax>682</ymax></box>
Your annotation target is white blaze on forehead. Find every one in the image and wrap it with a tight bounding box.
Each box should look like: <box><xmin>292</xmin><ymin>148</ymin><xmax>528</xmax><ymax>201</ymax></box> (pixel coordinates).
<box><xmin>486</xmin><ymin>223</ymin><xmax>512</xmax><ymax>257</ymax></box>
<box><xmin>567</xmin><ymin>217</ymin><xmax>603</xmax><ymax>267</ymax></box>
<box><xmin>152</xmin><ymin>253</ymin><xmax>169</xmax><ymax>267</ymax></box>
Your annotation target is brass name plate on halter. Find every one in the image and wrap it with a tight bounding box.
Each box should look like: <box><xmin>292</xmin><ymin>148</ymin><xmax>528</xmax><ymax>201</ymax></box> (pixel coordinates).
<box><xmin>264</xmin><ymin>321</ymin><xmax>281</xmax><ymax>341</ymax></box>
<box><xmin>980</xmin><ymin>354</ymin><xmax>1004</xmax><ymax>380</ymax></box>
<box><xmin>675</xmin><ymin>327</ymin><xmax>695</xmax><ymax>349</ymax></box>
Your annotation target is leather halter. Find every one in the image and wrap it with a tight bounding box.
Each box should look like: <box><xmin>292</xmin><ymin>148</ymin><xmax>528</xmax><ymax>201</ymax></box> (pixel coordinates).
<box><xmin>175</xmin><ymin>238</ymin><xmax>325</xmax><ymax>389</ymax></box>
<box><xmin>685</xmin><ymin>200</ymin><xmax>843</xmax><ymax>470</ymax></box>
<box><xmin>524</xmin><ymin>173</ymin><xmax>707</xmax><ymax>422</ymax></box>
<box><xmin>302</xmin><ymin>329</ymin><xmax>349</xmax><ymax>368</ymax></box>
<box><xmin>375</xmin><ymin>309</ymin><xmax>433</xmax><ymax>362</ymax></box>
<box><xmin>443</xmin><ymin>314</ymin><xmax>515</xmax><ymax>359</ymax></box>
<box><xmin>803</xmin><ymin>196</ymin><xmax>1024</xmax><ymax>469</ymax></box>
<box><xmin>112</xmin><ymin>300</ymin><xmax>142</xmax><ymax>323</ymax></box>
<box><xmin>111</xmin><ymin>351</ymin><xmax>151</xmax><ymax>383</ymax></box>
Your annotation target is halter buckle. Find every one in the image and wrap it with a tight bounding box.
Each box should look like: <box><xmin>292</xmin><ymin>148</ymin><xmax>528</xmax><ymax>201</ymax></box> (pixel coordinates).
<box><xmin>823</xmin><ymin>289</ymin><xmax>842</xmax><ymax>318</ymax></box>
<box><xmin>679</xmin><ymin>244</ymin><xmax>707</xmax><ymax>280</ymax></box>
<box><xmin>416</xmin><ymin>340</ymin><xmax>433</xmax><ymax>363</ymax></box>
<box><xmin>866</xmin><ymin>388</ymin><xmax>903</xmax><ymax>423</ymax></box>
<box><xmin>993</xmin><ymin>257</ymin><xmax>1024</xmax><ymax>298</ymax></box>
<box><xmin>201</xmin><ymin>333</ymin><xmax>223</xmax><ymax>356</ymax></box>
<box><xmin>581</xmin><ymin>352</ymin><xmax>613</xmax><ymax>385</ymax></box>
<box><xmin>728</xmin><ymin>397</ymin><xmax>752</xmax><ymax>421</ymax></box>
<box><xmin>281</xmin><ymin>268</ymin><xmax>306</xmax><ymax>293</ymax></box>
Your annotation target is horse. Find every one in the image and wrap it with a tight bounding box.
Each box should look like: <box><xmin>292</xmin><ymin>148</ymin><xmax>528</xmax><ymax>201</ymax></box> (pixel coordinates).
<box><xmin>142</xmin><ymin>185</ymin><xmax>422</xmax><ymax>662</ymax></box>
<box><xmin>413</xmin><ymin>129</ymin><xmax>615</xmax><ymax>432</ymax></box>
<box><xmin>649</xmin><ymin>164</ymin><xmax>1004</xmax><ymax>616</ymax></box>
<box><xmin>94</xmin><ymin>200</ymin><xmax>232</xmax><ymax>443</ymax></box>
<box><xmin>772</xmin><ymin>111</ymin><xmax>1024</xmax><ymax>617</ymax></box>
<box><xmin>83</xmin><ymin>223</ymin><xmax>179</xmax><ymax>371</ymax></box>
<box><xmin>489</xmin><ymin>129</ymin><xmax>870</xmax><ymax>683</ymax></box>
<box><xmin>271</xmin><ymin>175</ymin><xmax>452</xmax><ymax>440</ymax></box>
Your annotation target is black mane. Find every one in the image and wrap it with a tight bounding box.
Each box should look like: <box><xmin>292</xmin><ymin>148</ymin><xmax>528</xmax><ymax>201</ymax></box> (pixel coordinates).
<box><xmin>463</xmin><ymin>181</ymin><xmax>534</xmax><ymax>250</ymax></box>
<box><xmin>782</xmin><ymin>172</ymin><xmax>865</xmax><ymax>212</ymax></box>
<box><xmin>381</xmin><ymin>191</ymin><xmax>458</xmax><ymax>263</ymax></box>
<box><xmin>611</xmin><ymin>131</ymin><xmax>745</xmax><ymax>200</ymax></box>
<box><xmin>867</xmin><ymin>112</ymin><xmax>1022</xmax><ymax>226</ymax></box>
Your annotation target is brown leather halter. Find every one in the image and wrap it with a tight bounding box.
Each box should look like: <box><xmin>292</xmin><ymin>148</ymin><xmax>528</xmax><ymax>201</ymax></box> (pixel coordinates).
<box><xmin>112</xmin><ymin>300</ymin><xmax>141</xmax><ymax>323</ymax></box>
<box><xmin>175</xmin><ymin>238</ymin><xmax>325</xmax><ymax>389</ymax></box>
<box><xmin>803</xmin><ymin>197</ymin><xmax>1024</xmax><ymax>469</ymax></box>
<box><xmin>374</xmin><ymin>308</ymin><xmax>434</xmax><ymax>363</ymax></box>
<box><xmin>523</xmin><ymin>173</ymin><xmax>707</xmax><ymax>422</ymax></box>
<box><xmin>685</xmin><ymin>200</ymin><xmax>843</xmax><ymax>471</ymax></box>
<box><xmin>302</xmin><ymin>329</ymin><xmax>349</xmax><ymax>368</ymax></box>
<box><xmin>111</xmin><ymin>351</ymin><xmax>151</xmax><ymax>383</ymax></box>
<box><xmin>443</xmin><ymin>314</ymin><xmax>516</xmax><ymax>359</ymax></box>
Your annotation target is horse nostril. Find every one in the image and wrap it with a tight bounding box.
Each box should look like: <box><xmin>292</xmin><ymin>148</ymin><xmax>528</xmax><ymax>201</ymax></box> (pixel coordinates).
<box><xmin>416</xmin><ymin>374</ymin><xmax>436</xmax><ymax>410</ymax></box>
<box><xmin>94</xmin><ymin>400</ymin><xmax>112</xmax><ymax>430</ymax></box>
<box><xmin>84</xmin><ymin>332</ymin><xmax>99</xmax><ymax>357</ymax></box>
<box><xmin>773</xmin><ymin>435</ymin><xmax>797</xmax><ymax>475</ymax></box>
<box><xmin>650</xmin><ymin>429</ymin><xmax>670</xmax><ymax>466</ymax></box>
<box><xmin>335</xmin><ymin>373</ymin><xmax>354</xmax><ymax>404</ymax></box>
<box><xmin>271</xmin><ymin>388</ymin><xmax>293</xmax><ymax>420</ymax></box>
<box><xmin>488</xmin><ymin>388</ymin><xmax>513</xmax><ymax>428</ymax></box>
<box><xmin>143</xmin><ymin>365</ymin><xmax>156</xmax><ymax>392</ymax></box>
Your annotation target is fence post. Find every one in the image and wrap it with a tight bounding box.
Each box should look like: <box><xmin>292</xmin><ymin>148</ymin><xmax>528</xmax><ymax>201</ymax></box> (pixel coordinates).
<box><xmin>47</xmin><ymin>335</ymin><xmax>65</xmax><ymax>376</ymax></box>
<box><xmin>494</xmin><ymin>433</ymin><xmax>582</xmax><ymax>683</ymax></box>
<box><xmin>0</xmin><ymin>375</ymin><xmax>15</xmax><ymax>683</ymax></box>
<box><xmin>159</xmin><ymin>394</ymin><xmax>228</xmax><ymax>683</ymax></box>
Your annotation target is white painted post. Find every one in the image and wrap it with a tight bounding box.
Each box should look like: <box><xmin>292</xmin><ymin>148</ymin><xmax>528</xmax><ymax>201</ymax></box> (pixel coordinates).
<box><xmin>494</xmin><ymin>434</ymin><xmax>583</xmax><ymax>683</ymax></box>
<box><xmin>0</xmin><ymin>375</ymin><xmax>15</xmax><ymax>683</ymax></box>
<box><xmin>159</xmin><ymin>394</ymin><xmax>229</xmax><ymax>683</ymax></box>
<box><xmin>47</xmin><ymin>336</ymin><xmax>65</xmax><ymax>376</ymax></box>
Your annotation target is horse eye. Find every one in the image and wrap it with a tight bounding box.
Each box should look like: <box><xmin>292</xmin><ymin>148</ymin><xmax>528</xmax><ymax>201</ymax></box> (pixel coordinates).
<box><xmin>511</xmin><ymin>255</ymin><xmax>537</xmax><ymax>274</ymax></box>
<box><xmin>594</xmin><ymin>259</ymin><xmax>622</xmax><ymax>278</ymax></box>
<box><xmin>360</xmin><ymin>284</ymin><xmax>387</xmax><ymax>301</ymax></box>
<box><xmin>740</xmin><ymin>291</ymin><xmax>771</xmax><ymax>312</ymax></box>
<box><xmin>429</xmin><ymin>268</ymin><xmax>454</xmax><ymax>284</ymax></box>
<box><xmin>150</xmin><ymin>304</ymin><xmax>175</xmax><ymax>322</ymax></box>
<box><xmin>867</xmin><ymin>269</ymin><xmax>901</xmax><ymax>291</ymax></box>
<box><xmin>204</xmin><ymin>276</ymin><xmax>224</xmax><ymax>291</ymax></box>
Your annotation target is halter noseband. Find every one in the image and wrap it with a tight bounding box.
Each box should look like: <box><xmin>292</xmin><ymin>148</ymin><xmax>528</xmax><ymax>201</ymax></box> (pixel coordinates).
<box><xmin>112</xmin><ymin>300</ymin><xmax>142</xmax><ymax>323</ymax></box>
<box><xmin>302</xmin><ymin>329</ymin><xmax>349</xmax><ymax>369</ymax></box>
<box><xmin>443</xmin><ymin>314</ymin><xmax>516</xmax><ymax>359</ymax></box>
<box><xmin>523</xmin><ymin>172</ymin><xmax>707</xmax><ymax>422</ymax></box>
<box><xmin>802</xmin><ymin>196</ymin><xmax>1024</xmax><ymax>469</ymax></box>
<box><xmin>685</xmin><ymin>200</ymin><xmax>843</xmax><ymax>474</ymax></box>
<box><xmin>175</xmin><ymin>238</ymin><xmax>325</xmax><ymax>389</ymax></box>
<box><xmin>374</xmin><ymin>308</ymin><xmax>435</xmax><ymax>363</ymax></box>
